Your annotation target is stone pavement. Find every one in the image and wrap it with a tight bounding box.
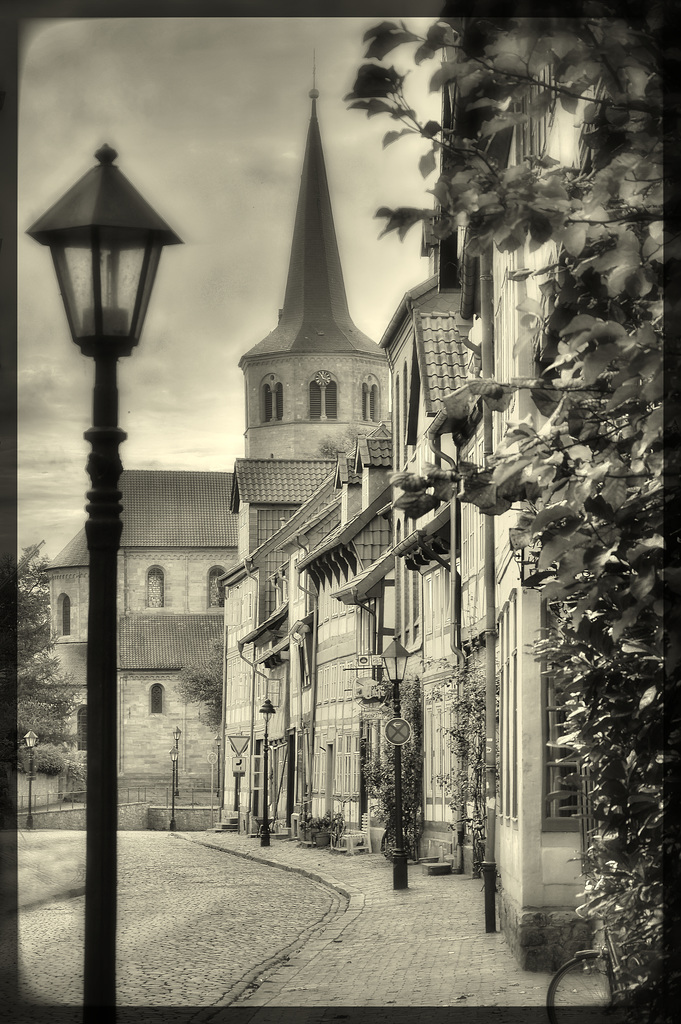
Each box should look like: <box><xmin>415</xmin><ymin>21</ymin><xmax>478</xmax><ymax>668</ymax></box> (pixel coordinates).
<box><xmin>174</xmin><ymin>830</ymin><xmax>554</xmax><ymax>1017</ymax></box>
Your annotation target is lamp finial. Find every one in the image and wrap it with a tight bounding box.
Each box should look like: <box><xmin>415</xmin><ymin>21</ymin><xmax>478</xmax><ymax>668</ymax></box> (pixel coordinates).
<box><xmin>95</xmin><ymin>143</ymin><xmax>118</xmax><ymax>165</ymax></box>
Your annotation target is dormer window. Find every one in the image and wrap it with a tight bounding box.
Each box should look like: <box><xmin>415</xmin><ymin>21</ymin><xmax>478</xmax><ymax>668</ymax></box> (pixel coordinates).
<box><xmin>309</xmin><ymin>370</ymin><xmax>338</xmax><ymax>420</ymax></box>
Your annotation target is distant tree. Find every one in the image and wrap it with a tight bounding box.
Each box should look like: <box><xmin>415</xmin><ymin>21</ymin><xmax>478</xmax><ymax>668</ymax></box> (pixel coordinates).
<box><xmin>315</xmin><ymin>427</ymin><xmax>370</xmax><ymax>460</ymax></box>
<box><xmin>175</xmin><ymin>639</ymin><xmax>223</xmax><ymax>730</ymax></box>
<box><xmin>3</xmin><ymin>548</ymin><xmax>78</xmax><ymax>753</ymax></box>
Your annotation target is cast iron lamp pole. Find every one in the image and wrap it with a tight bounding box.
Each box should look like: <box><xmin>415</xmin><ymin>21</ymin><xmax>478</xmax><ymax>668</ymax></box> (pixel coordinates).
<box><xmin>382</xmin><ymin>639</ymin><xmax>410</xmax><ymax>890</ymax></box>
<box><xmin>27</xmin><ymin>144</ymin><xmax>181</xmax><ymax>1017</ymax></box>
<box><xmin>173</xmin><ymin>725</ymin><xmax>181</xmax><ymax>797</ymax></box>
<box><xmin>215</xmin><ymin>733</ymin><xmax>221</xmax><ymax>797</ymax></box>
<box><xmin>169</xmin><ymin>748</ymin><xmax>178</xmax><ymax>831</ymax></box>
<box><xmin>24</xmin><ymin>730</ymin><xmax>38</xmax><ymax>829</ymax></box>
<box><xmin>259</xmin><ymin>699</ymin><xmax>275</xmax><ymax>848</ymax></box>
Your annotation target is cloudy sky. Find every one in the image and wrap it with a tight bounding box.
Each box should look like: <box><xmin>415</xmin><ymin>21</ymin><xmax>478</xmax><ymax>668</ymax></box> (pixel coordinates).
<box><xmin>18</xmin><ymin>15</ymin><xmax>441</xmax><ymax>561</ymax></box>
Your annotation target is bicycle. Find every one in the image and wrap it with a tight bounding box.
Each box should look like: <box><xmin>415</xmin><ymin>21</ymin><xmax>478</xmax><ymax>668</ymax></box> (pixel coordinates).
<box><xmin>547</xmin><ymin>927</ymin><xmax>630</xmax><ymax>1023</ymax></box>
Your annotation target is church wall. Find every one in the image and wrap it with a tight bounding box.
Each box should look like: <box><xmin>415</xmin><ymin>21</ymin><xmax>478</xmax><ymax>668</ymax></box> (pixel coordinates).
<box><xmin>119</xmin><ymin>671</ymin><xmax>218</xmax><ymax>784</ymax></box>
<box><xmin>49</xmin><ymin>567</ymin><xmax>89</xmax><ymax>641</ymax></box>
<box><xmin>243</xmin><ymin>353</ymin><xmax>388</xmax><ymax>459</ymax></box>
<box><xmin>120</xmin><ymin>547</ymin><xmax>235</xmax><ymax>614</ymax></box>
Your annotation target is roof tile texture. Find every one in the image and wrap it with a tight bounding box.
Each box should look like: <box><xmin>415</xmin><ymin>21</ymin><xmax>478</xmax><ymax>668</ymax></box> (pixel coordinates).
<box><xmin>416</xmin><ymin>311</ymin><xmax>469</xmax><ymax>415</ymax></box>
<box><xmin>118</xmin><ymin>614</ymin><xmax>222</xmax><ymax>670</ymax></box>
<box><xmin>233</xmin><ymin>459</ymin><xmax>334</xmax><ymax>506</ymax></box>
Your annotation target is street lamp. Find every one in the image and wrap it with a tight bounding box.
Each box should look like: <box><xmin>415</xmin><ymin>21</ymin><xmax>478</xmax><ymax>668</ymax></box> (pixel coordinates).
<box><xmin>173</xmin><ymin>725</ymin><xmax>181</xmax><ymax>797</ymax></box>
<box><xmin>24</xmin><ymin>730</ymin><xmax>38</xmax><ymax>830</ymax></box>
<box><xmin>169</xmin><ymin>748</ymin><xmax>179</xmax><ymax>831</ymax></box>
<box><xmin>215</xmin><ymin>732</ymin><xmax>221</xmax><ymax>797</ymax></box>
<box><xmin>27</xmin><ymin>144</ymin><xmax>181</xmax><ymax>1014</ymax></box>
<box><xmin>382</xmin><ymin>638</ymin><xmax>410</xmax><ymax>890</ymax></box>
<box><xmin>259</xmin><ymin>699</ymin><xmax>276</xmax><ymax>848</ymax></box>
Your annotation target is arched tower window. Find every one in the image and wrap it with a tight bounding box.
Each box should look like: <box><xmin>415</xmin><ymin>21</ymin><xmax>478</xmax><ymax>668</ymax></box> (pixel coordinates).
<box><xmin>77</xmin><ymin>705</ymin><xmax>87</xmax><ymax>751</ymax></box>
<box><xmin>309</xmin><ymin>370</ymin><xmax>338</xmax><ymax>420</ymax></box>
<box><xmin>150</xmin><ymin>683</ymin><xmax>164</xmax><ymax>715</ymax></box>
<box><xmin>59</xmin><ymin>593</ymin><xmax>71</xmax><ymax>636</ymax></box>
<box><xmin>208</xmin><ymin>566</ymin><xmax>226</xmax><ymax>607</ymax></box>
<box><xmin>261</xmin><ymin>376</ymin><xmax>284</xmax><ymax>423</ymax></box>
<box><xmin>147</xmin><ymin>566</ymin><xmax>165</xmax><ymax>608</ymax></box>
<box><xmin>361</xmin><ymin>378</ymin><xmax>380</xmax><ymax>422</ymax></box>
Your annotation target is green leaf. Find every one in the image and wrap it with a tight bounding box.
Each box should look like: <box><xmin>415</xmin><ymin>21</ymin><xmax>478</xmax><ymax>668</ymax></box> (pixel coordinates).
<box><xmin>365</xmin><ymin>29</ymin><xmax>421</xmax><ymax>62</ymax></box>
<box><xmin>383</xmin><ymin>128</ymin><xmax>414</xmax><ymax>148</ymax></box>
<box><xmin>419</xmin><ymin>148</ymin><xmax>438</xmax><ymax>178</ymax></box>
<box><xmin>562</xmin><ymin>222</ymin><xmax>587</xmax><ymax>257</ymax></box>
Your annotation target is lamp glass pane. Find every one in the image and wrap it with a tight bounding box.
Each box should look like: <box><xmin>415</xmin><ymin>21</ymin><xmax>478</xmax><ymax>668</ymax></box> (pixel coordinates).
<box><xmin>98</xmin><ymin>227</ymin><xmax>149</xmax><ymax>337</ymax></box>
<box><xmin>54</xmin><ymin>244</ymin><xmax>94</xmax><ymax>339</ymax></box>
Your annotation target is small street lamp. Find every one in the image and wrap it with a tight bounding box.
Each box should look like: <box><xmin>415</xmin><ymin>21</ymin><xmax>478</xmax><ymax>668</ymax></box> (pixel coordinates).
<box><xmin>259</xmin><ymin>699</ymin><xmax>276</xmax><ymax>848</ymax></box>
<box><xmin>24</xmin><ymin>730</ymin><xmax>38</xmax><ymax>830</ymax></box>
<box><xmin>173</xmin><ymin>725</ymin><xmax>181</xmax><ymax>797</ymax></box>
<box><xmin>382</xmin><ymin>638</ymin><xmax>410</xmax><ymax>891</ymax></box>
<box><xmin>215</xmin><ymin>732</ymin><xmax>221</xmax><ymax>797</ymax></box>
<box><xmin>169</xmin><ymin>748</ymin><xmax>178</xmax><ymax>831</ymax></box>
<box><xmin>27</xmin><ymin>143</ymin><xmax>181</xmax><ymax>1014</ymax></box>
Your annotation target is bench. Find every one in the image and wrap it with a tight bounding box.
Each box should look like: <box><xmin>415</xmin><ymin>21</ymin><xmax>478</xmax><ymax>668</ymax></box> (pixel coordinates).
<box><xmin>331</xmin><ymin>813</ymin><xmax>371</xmax><ymax>855</ymax></box>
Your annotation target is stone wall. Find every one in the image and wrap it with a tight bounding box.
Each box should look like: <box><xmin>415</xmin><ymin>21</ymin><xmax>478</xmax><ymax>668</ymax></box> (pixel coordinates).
<box><xmin>147</xmin><ymin>806</ymin><xmax>218</xmax><ymax>831</ymax></box>
<box><xmin>499</xmin><ymin>888</ymin><xmax>594</xmax><ymax>973</ymax></box>
<box><xmin>23</xmin><ymin>801</ymin><xmax>151</xmax><ymax>831</ymax></box>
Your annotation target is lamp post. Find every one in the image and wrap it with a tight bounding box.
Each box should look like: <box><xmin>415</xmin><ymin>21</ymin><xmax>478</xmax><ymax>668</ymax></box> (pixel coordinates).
<box><xmin>173</xmin><ymin>725</ymin><xmax>181</xmax><ymax>797</ymax></box>
<box><xmin>27</xmin><ymin>144</ymin><xmax>181</xmax><ymax>1014</ymax></box>
<box><xmin>259</xmin><ymin>699</ymin><xmax>276</xmax><ymax>848</ymax></box>
<box><xmin>24</xmin><ymin>730</ymin><xmax>38</xmax><ymax>829</ymax></box>
<box><xmin>382</xmin><ymin>638</ymin><xmax>410</xmax><ymax>890</ymax></box>
<box><xmin>169</xmin><ymin>748</ymin><xmax>178</xmax><ymax>831</ymax></box>
<box><xmin>215</xmin><ymin>732</ymin><xmax>221</xmax><ymax>797</ymax></box>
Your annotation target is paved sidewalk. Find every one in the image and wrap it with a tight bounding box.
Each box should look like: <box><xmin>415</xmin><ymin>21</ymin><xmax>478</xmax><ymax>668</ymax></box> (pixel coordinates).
<box><xmin>174</xmin><ymin>830</ymin><xmax>553</xmax><ymax>1015</ymax></box>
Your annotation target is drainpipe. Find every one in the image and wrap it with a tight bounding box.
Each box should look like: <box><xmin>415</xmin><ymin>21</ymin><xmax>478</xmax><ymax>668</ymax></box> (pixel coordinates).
<box><xmin>219</xmin><ymin>589</ymin><xmax>228</xmax><ymax>823</ymax></box>
<box><xmin>428</xmin><ymin>422</ymin><xmax>465</xmax><ymax>870</ymax></box>
<box><xmin>480</xmin><ymin>245</ymin><xmax>498</xmax><ymax>933</ymax></box>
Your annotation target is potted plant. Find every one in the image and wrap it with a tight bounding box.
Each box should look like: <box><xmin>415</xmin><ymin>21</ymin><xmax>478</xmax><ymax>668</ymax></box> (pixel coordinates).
<box><xmin>310</xmin><ymin>810</ymin><xmax>332</xmax><ymax>846</ymax></box>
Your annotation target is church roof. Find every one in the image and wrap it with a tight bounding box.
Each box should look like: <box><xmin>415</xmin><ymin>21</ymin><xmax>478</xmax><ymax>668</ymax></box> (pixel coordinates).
<box><xmin>231</xmin><ymin>458</ymin><xmax>334</xmax><ymax>510</ymax></box>
<box><xmin>239</xmin><ymin>93</ymin><xmax>382</xmax><ymax>365</ymax></box>
<box><xmin>118</xmin><ymin>614</ymin><xmax>222</xmax><ymax>670</ymax></box>
<box><xmin>49</xmin><ymin>470</ymin><xmax>238</xmax><ymax>568</ymax></box>
<box><xmin>119</xmin><ymin>470</ymin><xmax>237</xmax><ymax>547</ymax></box>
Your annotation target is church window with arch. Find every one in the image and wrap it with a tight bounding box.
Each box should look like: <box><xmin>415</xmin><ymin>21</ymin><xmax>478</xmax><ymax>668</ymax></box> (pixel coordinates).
<box><xmin>309</xmin><ymin>370</ymin><xmax>338</xmax><ymax>420</ymax></box>
<box><xmin>147</xmin><ymin>566</ymin><xmax>165</xmax><ymax>608</ymax></box>
<box><xmin>361</xmin><ymin>379</ymin><xmax>380</xmax><ymax>422</ymax></box>
<box><xmin>261</xmin><ymin>375</ymin><xmax>283</xmax><ymax>422</ymax></box>
<box><xmin>59</xmin><ymin>593</ymin><xmax>71</xmax><ymax>636</ymax></box>
<box><xmin>77</xmin><ymin>705</ymin><xmax>87</xmax><ymax>751</ymax></box>
<box><xmin>150</xmin><ymin>683</ymin><xmax>164</xmax><ymax>715</ymax></box>
<box><xmin>208</xmin><ymin>566</ymin><xmax>226</xmax><ymax>607</ymax></box>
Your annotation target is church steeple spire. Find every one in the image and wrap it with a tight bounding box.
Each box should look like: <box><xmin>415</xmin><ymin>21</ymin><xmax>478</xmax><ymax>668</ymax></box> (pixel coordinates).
<box><xmin>240</xmin><ymin>89</ymin><xmax>382</xmax><ymax>362</ymax></box>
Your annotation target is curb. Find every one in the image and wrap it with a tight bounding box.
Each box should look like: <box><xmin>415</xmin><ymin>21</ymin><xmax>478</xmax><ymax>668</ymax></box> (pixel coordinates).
<box><xmin>18</xmin><ymin>884</ymin><xmax>86</xmax><ymax>912</ymax></box>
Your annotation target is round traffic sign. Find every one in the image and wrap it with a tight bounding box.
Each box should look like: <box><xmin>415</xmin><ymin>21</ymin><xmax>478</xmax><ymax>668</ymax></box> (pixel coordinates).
<box><xmin>207</xmin><ymin>752</ymin><xmax>218</xmax><ymax>765</ymax></box>
<box><xmin>384</xmin><ymin>717</ymin><xmax>411</xmax><ymax>745</ymax></box>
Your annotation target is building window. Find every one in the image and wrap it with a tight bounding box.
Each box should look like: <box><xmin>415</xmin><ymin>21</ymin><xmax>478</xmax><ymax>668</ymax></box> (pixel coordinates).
<box><xmin>59</xmin><ymin>594</ymin><xmax>71</xmax><ymax>636</ymax></box>
<box><xmin>402</xmin><ymin>361</ymin><xmax>408</xmax><ymax>466</ymax></box>
<box><xmin>395</xmin><ymin>374</ymin><xmax>401</xmax><ymax>470</ymax></box>
<box><xmin>77</xmin><ymin>705</ymin><xmax>87</xmax><ymax>751</ymax></box>
<box><xmin>147</xmin><ymin>566</ymin><xmax>165</xmax><ymax>608</ymax></box>
<box><xmin>150</xmin><ymin>683</ymin><xmax>164</xmax><ymax>715</ymax></box>
<box><xmin>261</xmin><ymin>377</ymin><xmax>284</xmax><ymax>422</ymax></box>
<box><xmin>309</xmin><ymin>370</ymin><xmax>337</xmax><ymax>420</ymax></box>
<box><xmin>362</xmin><ymin>380</ymin><xmax>380</xmax><ymax>421</ymax></box>
<box><xmin>208</xmin><ymin>566</ymin><xmax>226</xmax><ymax>607</ymax></box>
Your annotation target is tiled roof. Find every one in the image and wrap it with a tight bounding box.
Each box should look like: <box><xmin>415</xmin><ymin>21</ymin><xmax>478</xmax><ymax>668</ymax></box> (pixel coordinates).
<box><xmin>357</xmin><ymin>431</ymin><xmax>392</xmax><ymax>469</ymax></box>
<box><xmin>118</xmin><ymin>614</ymin><xmax>223</xmax><ymax>670</ymax></box>
<box><xmin>415</xmin><ymin>311</ymin><xmax>469</xmax><ymax>416</ymax></box>
<box><xmin>120</xmin><ymin>470</ymin><xmax>238</xmax><ymax>547</ymax></box>
<box><xmin>50</xmin><ymin>529</ymin><xmax>89</xmax><ymax>569</ymax></box>
<box><xmin>231</xmin><ymin>459</ymin><xmax>334</xmax><ymax>509</ymax></box>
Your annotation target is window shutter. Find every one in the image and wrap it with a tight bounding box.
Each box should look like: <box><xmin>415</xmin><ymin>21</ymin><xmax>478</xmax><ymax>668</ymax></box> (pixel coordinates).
<box><xmin>325</xmin><ymin>381</ymin><xmax>337</xmax><ymax>419</ymax></box>
<box><xmin>263</xmin><ymin>384</ymin><xmax>273</xmax><ymax>422</ymax></box>
<box><xmin>309</xmin><ymin>380</ymin><xmax>322</xmax><ymax>418</ymax></box>
<box><xmin>275</xmin><ymin>382</ymin><xmax>283</xmax><ymax>420</ymax></box>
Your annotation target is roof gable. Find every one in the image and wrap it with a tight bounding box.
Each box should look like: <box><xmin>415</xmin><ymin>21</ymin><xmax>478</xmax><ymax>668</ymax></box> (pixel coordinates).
<box><xmin>231</xmin><ymin>458</ymin><xmax>334</xmax><ymax>510</ymax></box>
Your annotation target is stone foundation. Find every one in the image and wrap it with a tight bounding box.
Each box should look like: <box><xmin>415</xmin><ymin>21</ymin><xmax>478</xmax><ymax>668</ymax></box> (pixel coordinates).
<box><xmin>499</xmin><ymin>889</ymin><xmax>594</xmax><ymax>972</ymax></box>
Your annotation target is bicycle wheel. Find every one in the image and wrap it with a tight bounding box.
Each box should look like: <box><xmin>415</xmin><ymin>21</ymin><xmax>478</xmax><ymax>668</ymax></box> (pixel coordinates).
<box><xmin>547</xmin><ymin>951</ymin><xmax>613</xmax><ymax>1024</ymax></box>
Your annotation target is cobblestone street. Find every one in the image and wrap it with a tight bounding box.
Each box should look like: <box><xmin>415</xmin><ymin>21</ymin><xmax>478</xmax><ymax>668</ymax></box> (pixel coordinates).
<box><xmin>7</xmin><ymin>831</ymin><xmax>340</xmax><ymax>1015</ymax></box>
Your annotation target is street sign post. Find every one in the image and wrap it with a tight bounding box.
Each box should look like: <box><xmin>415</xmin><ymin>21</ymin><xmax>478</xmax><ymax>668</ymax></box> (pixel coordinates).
<box><xmin>228</xmin><ymin>735</ymin><xmax>249</xmax><ymax>756</ymax></box>
<box><xmin>384</xmin><ymin>717</ymin><xmax>411</xmax><ymax>746</ymax></box>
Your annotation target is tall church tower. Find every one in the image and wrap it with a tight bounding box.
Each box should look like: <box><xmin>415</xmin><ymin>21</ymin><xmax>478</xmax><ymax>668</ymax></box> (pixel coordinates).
<box><xmin>239</xmin><ymin>89</ymin><xmax>388</xmax><ymax>459</ymax></box>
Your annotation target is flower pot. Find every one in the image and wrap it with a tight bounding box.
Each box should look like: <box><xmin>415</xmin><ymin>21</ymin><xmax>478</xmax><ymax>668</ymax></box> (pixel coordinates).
<box><xmin>314</xmin><ymin>830</ymin><xmax>331</xmax><ymax>847</ymax></box>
